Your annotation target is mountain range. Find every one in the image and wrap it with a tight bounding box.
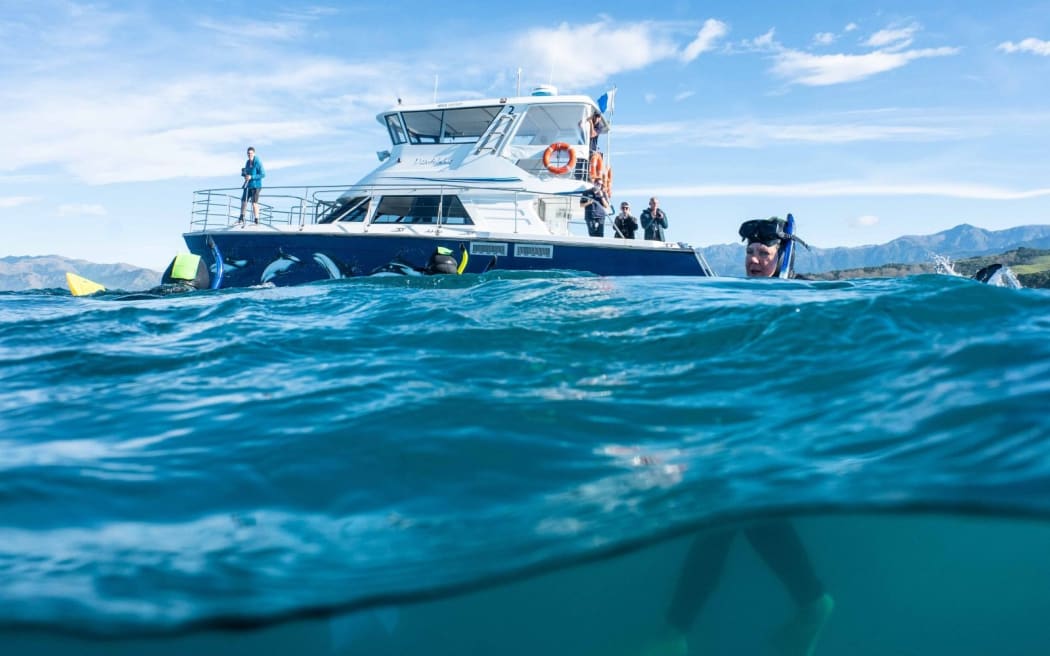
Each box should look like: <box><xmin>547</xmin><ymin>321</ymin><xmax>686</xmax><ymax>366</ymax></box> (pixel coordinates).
<box><xmin>3</xmin><ymin>223</ymin><xmax>1050</xmax><ymax>290</ymax></box>
<box><xmin>0</xmin><ymin>255</ymin><xmax>161</xmax><ymax>292</ymax></box>
<box><xmin>699</xmin><ymin>223</ymin><xmax>1050</xmax><ymax>276</ymax></box>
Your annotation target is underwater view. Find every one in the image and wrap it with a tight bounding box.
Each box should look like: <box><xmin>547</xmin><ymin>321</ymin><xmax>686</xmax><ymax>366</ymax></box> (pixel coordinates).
<box><xmin>2</xmin><ymin>273</ymin><xmax>1049</xmax><ymax>655</ymax></box>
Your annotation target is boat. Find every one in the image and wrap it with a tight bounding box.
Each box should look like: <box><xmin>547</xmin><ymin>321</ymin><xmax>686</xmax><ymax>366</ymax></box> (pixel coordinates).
<box><xmin>182</xmin><ymin>88</ymin><xmax>715</xmax><ymax>288</ymax></box>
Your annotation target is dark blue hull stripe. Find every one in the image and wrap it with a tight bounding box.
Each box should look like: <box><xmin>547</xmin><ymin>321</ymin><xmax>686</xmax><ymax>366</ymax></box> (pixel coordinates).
<box><xmin>184</xmin><ymin>232</ymin><xmax>711</xmax><ymax>287</ymax></box>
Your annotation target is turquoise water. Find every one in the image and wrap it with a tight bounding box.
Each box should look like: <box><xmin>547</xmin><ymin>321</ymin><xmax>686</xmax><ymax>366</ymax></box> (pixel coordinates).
<box><xmin>2</xmin><ymin>273</ymin><xmax>1049</xmax><ymax>655</ymax></box>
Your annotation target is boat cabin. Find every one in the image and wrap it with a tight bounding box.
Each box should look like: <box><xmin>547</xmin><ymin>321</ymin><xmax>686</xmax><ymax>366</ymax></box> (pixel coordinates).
<box><xmin>376</xmin><ymin>92</ymin><xmax>603</xmax><ymax>181</ymax></box>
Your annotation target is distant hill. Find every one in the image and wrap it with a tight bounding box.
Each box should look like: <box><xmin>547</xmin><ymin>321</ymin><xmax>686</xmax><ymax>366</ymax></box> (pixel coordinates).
<box><xmin>700</xmin><ymin>223</ymin><xmax>1050</xmax><ymax>276</ymax></box>
<box><xmin>0</xmin><ymin>255</ymin><xmax>161</xmax><ymax>292</ymax></box>
<box><xmin>808</xmin><ymin>247</ymin><xmax>1050</xmax><ymax>288</ymax></box>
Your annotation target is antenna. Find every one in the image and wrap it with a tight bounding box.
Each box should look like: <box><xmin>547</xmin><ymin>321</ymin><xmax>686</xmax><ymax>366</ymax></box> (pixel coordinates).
<box><xmin>433</xmin><ymin>75</ymin><xmax>439</xmax><ymax>102</ymax></box>
<box><xmin>516</xmin><ymin>67</ymin><xmax>521</xmax><ymax>96</ymax></box>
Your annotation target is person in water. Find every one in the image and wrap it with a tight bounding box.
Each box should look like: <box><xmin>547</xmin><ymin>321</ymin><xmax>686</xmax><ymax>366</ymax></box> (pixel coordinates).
<box><xmin>740</xmin><ymin>216</ymin><xmax>809</xmax><ymax>278</ymax></box>
<box><xmin>642</xmin><ymin>218</ymin><xmax>832</xmax><ymax>656</ymax></box>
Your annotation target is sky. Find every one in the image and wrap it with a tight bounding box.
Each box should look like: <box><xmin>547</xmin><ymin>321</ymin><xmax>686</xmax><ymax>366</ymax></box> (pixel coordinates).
<box><xmin>2</xmin><ymin>0</ymin><xmax>1049</xmax><ymax>269</ymax></box>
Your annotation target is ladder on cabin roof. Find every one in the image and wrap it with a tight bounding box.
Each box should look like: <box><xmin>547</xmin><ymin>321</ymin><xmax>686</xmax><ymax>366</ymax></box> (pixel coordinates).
<box><xmin>475</xmin><ymin>114</ymin><xmax>515</xmax><ymax>156</ymax></box>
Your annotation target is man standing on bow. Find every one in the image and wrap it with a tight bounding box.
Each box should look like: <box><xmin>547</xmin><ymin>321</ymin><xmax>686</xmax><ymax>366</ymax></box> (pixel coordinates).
<box><xmin>239</xmin><ymin>146</ymin><xmax>265</xmax><ymax>224</ymax></box>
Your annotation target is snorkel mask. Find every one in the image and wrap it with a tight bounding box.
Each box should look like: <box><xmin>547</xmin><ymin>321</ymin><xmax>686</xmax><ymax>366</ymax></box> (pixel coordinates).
<box><xmin>739</xmin><ymin>216</ymin><xmax>810</xmax><ymax>277</ymax></box>
<box><xmin>739</xmin><ymin>217</ymin><xmax>789</xmax><ymax>246</ymax></box>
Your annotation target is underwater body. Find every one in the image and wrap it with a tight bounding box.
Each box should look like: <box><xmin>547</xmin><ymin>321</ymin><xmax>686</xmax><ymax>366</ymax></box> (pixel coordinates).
<box><xmin>1</xmin><ymin>273</ymin><xmax>1049</xmax><ymax>655</ymax></box>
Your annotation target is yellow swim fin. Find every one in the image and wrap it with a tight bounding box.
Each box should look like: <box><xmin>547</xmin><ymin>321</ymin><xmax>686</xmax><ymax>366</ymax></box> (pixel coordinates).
<box><xmin>66</xmin><ymin>272</ymin><xmax>106</xmax><ymax>296</ymax></box>
<box><xmin>457</xmin><ymin>245</ymin><xmax>469</xmax><ymax>274</ymax></box>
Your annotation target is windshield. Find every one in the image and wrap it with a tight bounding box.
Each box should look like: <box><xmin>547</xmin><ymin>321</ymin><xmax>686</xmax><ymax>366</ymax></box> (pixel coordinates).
<box><xmin>402</xmin><ymin>106</ymin><xmax>503</xmax><ymax>144</ymax></box>
<box><xmin>509</xmin><ymin>103</ymin><xmax>590</xmax><ymax>146</ymax></box>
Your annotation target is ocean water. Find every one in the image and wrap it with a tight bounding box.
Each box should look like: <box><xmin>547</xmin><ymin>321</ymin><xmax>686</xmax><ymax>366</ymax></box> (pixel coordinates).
<box><xmin>1</xmin><ymin>273</ymin><xmax>1049</xmax><ymax>655</ymax></box>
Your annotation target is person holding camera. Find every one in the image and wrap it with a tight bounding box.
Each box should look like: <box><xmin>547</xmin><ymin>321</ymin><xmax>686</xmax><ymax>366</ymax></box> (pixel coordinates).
<box><xmin>640</xmin><ymin>197</ymin><xmax>668</xmax><ymax>241</ymax></box>
<box><xmin>239</xmin><ymin>146</ymin><xmax>265</xmax><ymax>223</ymax></box>
<box><xmin>580</xmin><ymin>178</ymin><xmax>611</xmax><ymax>237</ymax></box>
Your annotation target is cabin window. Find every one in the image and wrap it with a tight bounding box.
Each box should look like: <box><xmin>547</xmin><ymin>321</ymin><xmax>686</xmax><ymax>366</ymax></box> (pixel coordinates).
<box><xmin>371</xmin><ymin>195</ymin><xmax>474</xmax><ymax>225</ymax></box>
<box><xmin>384</xmin><ymin>114</ymin><xmax>407</xmax><ymax>145</ymax></box>
<box><xmin>403</xmin><ymin>111</ymin><xmax>443</xmax><ymax>144</ymax></box>
<box><xmin>510</xmin><ymin>104</ymin><xmax>589</xmax><ymax>146</ymax></box>
<box><xmin>402</xmin><ymin>106</ymin><xmax>502</xmax><ymax>144</ymax></box>
<box><xmin>318</xmin><ymin>196</ymin><xmax>369</xmax><ymax>223</ymax></box>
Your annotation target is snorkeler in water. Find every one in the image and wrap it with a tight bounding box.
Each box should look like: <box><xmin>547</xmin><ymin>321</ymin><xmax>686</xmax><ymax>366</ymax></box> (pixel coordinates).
<box><xmin>640</xmin><ymin>217</ymin><xmax>833</xmax><ymax>656</ymax></box>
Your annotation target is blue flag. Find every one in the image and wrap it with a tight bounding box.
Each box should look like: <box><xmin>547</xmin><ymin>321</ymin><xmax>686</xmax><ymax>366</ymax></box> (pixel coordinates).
<box><xmin>597</xmin><ymin>87</ymin><xmax>616</xmax><ymax>115</ymax></box>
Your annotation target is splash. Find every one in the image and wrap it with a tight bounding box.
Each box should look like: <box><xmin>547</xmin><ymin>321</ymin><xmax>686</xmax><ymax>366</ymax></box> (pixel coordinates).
<box><xmin>930</xmin><ymin>252</ymin><xmax>1024</xmax><ymax>288</ymax></box>
<box><xmin>929</xmin><ymin>252</ymin><xmax>958</xmax><ymax>276</ymax></box>
<box><xmin>983</xmin><ymin>265</ymin><xmax>1024</xmax><ymax>289</ymax></box>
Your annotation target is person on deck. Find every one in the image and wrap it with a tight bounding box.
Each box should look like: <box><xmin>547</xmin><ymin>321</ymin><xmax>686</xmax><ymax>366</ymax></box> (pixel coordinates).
<box><xmin>580</xmin><ymin>179</ymin><xmax>611</xmax><ymax>238</ymax></box>
<box><xmin>614</xmin><ymin>201</ymin><xmax>638</xmax><ymax>239</ymax></box>
<box><xmin>588</xmin><ymin>111</ymin><xmax>605</xmax><ymax>152</ymax></box>
<box><xmin>239</xmin><ymin>146</ymin><xmax>265</xmax><ymax>223</ymax></box>
<box><xmin>641</xmin><ymin>217</ymin><xmax>831</xmax><ymax>656</ymax></box>
<box><xmin>640</xmin><ymin>197</ymin><xmax>668</xmax><ymax>241</ymax></box>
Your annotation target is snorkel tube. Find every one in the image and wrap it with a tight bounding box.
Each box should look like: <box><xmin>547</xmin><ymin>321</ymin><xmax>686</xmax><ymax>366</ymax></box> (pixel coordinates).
<box><xmin>775</xmin><ymin>213</ymin><xmax>796</xmax><ymax>279</ymax></box>
<box><xmin>206</xmin><ymin>235</ymin><xmax>225</xmax><ymax>289</ymax></box>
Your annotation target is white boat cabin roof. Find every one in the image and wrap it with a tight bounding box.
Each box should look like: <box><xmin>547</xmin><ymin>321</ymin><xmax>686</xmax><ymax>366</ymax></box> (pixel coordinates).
<box><xmin>374</xmin><ymin>93</ymin><xmax>607</xmax><ymax>151</ymax></box>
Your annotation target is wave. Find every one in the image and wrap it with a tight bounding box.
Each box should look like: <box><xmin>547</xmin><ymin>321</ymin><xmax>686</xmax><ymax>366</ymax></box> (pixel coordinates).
<box><xmin>0</xmin><ymin>273</ymin><xmax>1048</xmax><ymax>643</ymax></box>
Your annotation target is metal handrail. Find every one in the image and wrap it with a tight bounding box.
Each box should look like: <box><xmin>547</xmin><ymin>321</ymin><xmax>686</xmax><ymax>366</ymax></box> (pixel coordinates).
<box><xmin>187</xmin><ymin>183</ymin><xmax>655</xmax><ymax>249</ymax></box>
<box><xmin>188</xmin><ymin>182</ymin><xmax>582</xmax><ymax>231</ymax></box>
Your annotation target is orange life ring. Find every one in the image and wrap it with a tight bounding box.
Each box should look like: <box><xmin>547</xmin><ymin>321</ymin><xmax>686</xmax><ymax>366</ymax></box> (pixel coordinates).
<box><xmin>542</xmin><ymin>142</ymin><xmax>576</xmax><ymax>175</ymax></box>
<box><xmin>603</xmin><ymin>166</ymin><xmax>613</xmax><ymax>196</ymax></box>
<box><xmin>589</xmin><ymin>152</ymin><xmax>604</xmax><ymax>181</ymax></box>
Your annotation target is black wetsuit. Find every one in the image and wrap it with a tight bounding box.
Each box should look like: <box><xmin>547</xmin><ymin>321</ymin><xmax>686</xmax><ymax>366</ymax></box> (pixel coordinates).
<box><xmin>666</xmin><ymin>520</ymin><xmax>826</xmax><ymax>632</ymax></box>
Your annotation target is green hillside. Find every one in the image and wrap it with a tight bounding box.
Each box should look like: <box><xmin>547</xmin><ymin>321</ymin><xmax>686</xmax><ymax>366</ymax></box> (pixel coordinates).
<box><xmin>808</xmin><ymin>247</ymin><xmax>1050</xmax><ymax>288</ymax></box>
<box><xmin>952</xmin><ymin>248</ymin><xmax>1050</xmax><ymax>288</ymax></box>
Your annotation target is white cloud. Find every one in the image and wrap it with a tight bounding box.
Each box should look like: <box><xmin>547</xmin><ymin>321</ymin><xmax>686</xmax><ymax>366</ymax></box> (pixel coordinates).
<box><xmin>616</xmin><ymin>116</ymin><xmax>960</xmax><ymax>147</ymax></box>
<box><xmin>681</xmin><ymin>19</ymin><xmax>729</xmax><ymax>62</ymax></box>
<box><xmin>197</xmin><ymin>18</ymin><xmax>304</xmax><ymax>42</ymax></box>
<box><xmin>864</xmin><ymin>24</ymin><xmax>919</xmax><ymax>50</ymax></box>
<box><xmin>745</xmin><ymin>28</ymin><xmax>778</xmax><ymax>50</ymax></box>
<box><xmin>0</xmin><ymin>196</ymin><xmax>34</xmax><ymax>208</ymax></box>
<box><xmin>618</xmin><ymin>181</ymin><xmax>1050</xmax><ymax>201</ymax></box>
<box><xmin>0</xmin><ymin>51</ymin><xmax>409</xmax><ymax>185</ymax></box>
<box><xmin>998</xmin><ymin>38</ymin><xmax>1050</xmax><ymax>56</ymax></box>
<box><xmin>772</xmin><ymin>46</ymin><xmax>959</xmax><ymax>86</ymax></box>
<box><xmin>2</xmin><ymin>15</ymin><xmax>715</xmax><ymax>186</ymax></box>
<box><xmin>43</xmin><ymin>3</ymin><xmax>129</xmax><ymax>49</ymax></box>
<box><xmin>0</xmin><ymin>5</ymin><xmax>445</xmax><ymax>186</ymax></box>
<box><xmin>744</xmin><ymin>23</ymin><xmax>959</xmax><ymax>86</ymax></box>
<box><xmin>674</xmin><ymin>91</ymin><xmax>696</xmax><ymax>102</ymax></box>
<box><xmin>617</xmin><ymin>109</ymin><xmax>1050</xmax><ymax>149</ymax></box>
<box><xmin>813</xmin><ymin>32</ymin><xmax>836</xmax><ymax>46</ymax></box>
<box><xmin>513</xmin><ymin>21</ymin><xmax>679</xmax><ymax>88</ymax></box>
<box><xmin>854</xmin><ymin>215</ymin><xmax>880</xmax><ymax>227</ymax></box>
<box><xmin>57</xmin><ymin>204</ymin><xmax>107</xmax><ymax>217</ymax></box>
<box><xmin>844</xmin><ymin>23</ymin><xmax>858</xmax><ymax>32</ymax></box>
<box><xmin>644</xmin><ymin>92</ymin><xmax>657</xmax><ymax>104</ymax></box>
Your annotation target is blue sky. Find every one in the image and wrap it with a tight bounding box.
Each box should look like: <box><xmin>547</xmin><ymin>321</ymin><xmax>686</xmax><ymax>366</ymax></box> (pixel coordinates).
<box><xmin>3</xmin><ymin>0</ymin><xmax>1049</xmax><ymax>269</ymax></box>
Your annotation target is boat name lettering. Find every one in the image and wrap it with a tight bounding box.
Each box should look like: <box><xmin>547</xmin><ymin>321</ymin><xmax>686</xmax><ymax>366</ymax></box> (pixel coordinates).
<box><xmin>470</xmin><ymin>242</ymin><xmax>508</xmax><ymax>257</ymax></box>
<box><xmin>413</xmin><ymin>157</ymin><xmax>453</xmax><ymax>166</ymax></box>
<box><xmin>514</xmin><ymin>243</ymin><xmax>554</xmax><ymax>259</ymax></box>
